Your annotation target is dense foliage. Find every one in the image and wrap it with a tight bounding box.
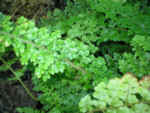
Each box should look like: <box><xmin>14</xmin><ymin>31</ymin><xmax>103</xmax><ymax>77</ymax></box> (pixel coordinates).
<box><xmin>79</xmin><ymin>73</ymin><xmax>150</xmax><ymax>113</ymax></box>
<box><xmin>0</xmin><ymin>0</ymin><xmax>150</xmax><ymax>113</ymax></box>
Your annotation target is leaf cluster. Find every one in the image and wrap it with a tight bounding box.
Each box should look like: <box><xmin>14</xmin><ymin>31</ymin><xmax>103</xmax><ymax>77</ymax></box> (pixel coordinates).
<box><xmin>79</xmin><ymin>73</ymin><xmax>150</xmax><ymax>113</ymax></box>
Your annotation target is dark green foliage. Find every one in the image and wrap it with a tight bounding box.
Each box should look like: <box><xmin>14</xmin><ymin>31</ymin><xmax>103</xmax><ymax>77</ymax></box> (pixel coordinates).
<box><xmin>16</xmin><ymin>107</ymin><xmax>44</xmax><ymax>113</ymax></box>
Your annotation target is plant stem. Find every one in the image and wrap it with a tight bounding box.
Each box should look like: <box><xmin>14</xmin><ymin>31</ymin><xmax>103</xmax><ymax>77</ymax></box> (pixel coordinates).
<box><xmin>0</xmin><ymin>57</ymin><xmax>38</xmax><ymax>101</ymax></box>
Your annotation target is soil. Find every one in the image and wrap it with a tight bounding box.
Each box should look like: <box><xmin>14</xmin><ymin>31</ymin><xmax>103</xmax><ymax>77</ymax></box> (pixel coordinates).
<box><xmin>0</xmin><ymin>0</ymin><xmax>66</xmax><ymax>21</ymax></box>
<box><xmin>0</xmin><ymin>80</ymin><xmax>38</xmax><ymax>113</ymax></box>
<box><xmin>0</xmin><ymin>51</ymin><xmax>39</xmax><ymax>113</ymax></box>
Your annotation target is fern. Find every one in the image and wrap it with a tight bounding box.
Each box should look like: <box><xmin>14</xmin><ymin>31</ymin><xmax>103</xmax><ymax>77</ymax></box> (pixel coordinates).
<box><xmin>79</xmin><ymin>73</ymin><xmax>150</xmax><ymax>113</ymax></box>
<box><xmin>0</xmin><ymin>0</ymin><xmax>150</xmax><ymax>112</ymax></box>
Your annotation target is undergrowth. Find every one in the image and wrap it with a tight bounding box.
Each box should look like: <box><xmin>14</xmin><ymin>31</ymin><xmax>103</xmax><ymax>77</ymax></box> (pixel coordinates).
<box><xmin>0</xmin><ymin>0</ymin><xmax>150</xmax><ymax>113</ymax></box>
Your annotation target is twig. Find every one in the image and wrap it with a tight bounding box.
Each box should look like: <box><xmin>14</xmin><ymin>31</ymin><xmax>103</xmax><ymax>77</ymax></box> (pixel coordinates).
<box><xmin>0</xmin><ymin>57</ymin><xmax>38</xmax><ymax>101</ymax></box>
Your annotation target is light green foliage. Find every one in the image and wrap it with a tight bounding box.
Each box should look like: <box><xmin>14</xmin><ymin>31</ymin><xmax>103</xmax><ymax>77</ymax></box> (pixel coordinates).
<box><xmin>79</xmin><ymin>73</ymin><xmax>150</xmax><ymax>113</ymax></box>
<box><xmin>0</xmin><ymin>15</ymin><xmax>96</xmax><ymax>81</ymax></box>
<box><xmin>0</xmin><ymin>13</ymin><xmax>13</xmax><ymax>53</ymax></box>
